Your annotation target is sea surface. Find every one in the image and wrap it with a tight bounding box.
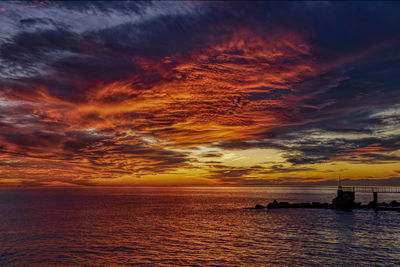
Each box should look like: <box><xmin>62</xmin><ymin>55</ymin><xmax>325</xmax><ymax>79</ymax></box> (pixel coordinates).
<box><xmin>1</xmin><ymin>186</ymin><xmax>400</xmax><ymax>266</ymax></box>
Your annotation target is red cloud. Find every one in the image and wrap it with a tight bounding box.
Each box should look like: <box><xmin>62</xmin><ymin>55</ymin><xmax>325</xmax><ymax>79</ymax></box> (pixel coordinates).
<box><xmin>1</xmin><ymin>28</ymin><xmax>319</xmax><ymax>185</ymax></box>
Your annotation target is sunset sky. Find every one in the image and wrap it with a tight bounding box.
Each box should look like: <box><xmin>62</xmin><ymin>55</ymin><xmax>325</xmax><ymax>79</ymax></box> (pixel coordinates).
<box><xmin>0</xmin><ymin>1</ymin><xmax>400</xmax><ymax>187</ymax></box>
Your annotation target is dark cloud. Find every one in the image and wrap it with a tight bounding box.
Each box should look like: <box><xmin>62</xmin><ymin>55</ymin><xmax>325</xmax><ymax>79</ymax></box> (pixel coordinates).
<box><xmin>0</xmin><ymin>2</ymin><xmax>400</xmax><ymax>185</ymax></box>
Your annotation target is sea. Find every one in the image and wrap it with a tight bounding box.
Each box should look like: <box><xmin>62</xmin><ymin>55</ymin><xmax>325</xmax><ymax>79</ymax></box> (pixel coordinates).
<box><xmin>1</xmin><ymin>186</ymin><xmax>400</xmax><ymax>266</ymax></box>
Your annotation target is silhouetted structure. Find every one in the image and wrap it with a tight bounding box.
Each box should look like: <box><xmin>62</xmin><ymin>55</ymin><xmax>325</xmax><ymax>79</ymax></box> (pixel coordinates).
<box><xmin>332</xmin><ymin>186</ymin><xmax>355</xmax><ymax>209</ymax></box>
<box><xmin>340</xmin><ymin>186</ymin><xmax>400</xmax><ymax>210</ymax></box>
<box><xmin>249</xmin><ymin>185</ymin><xmax>400</xmax><ymax>211</ymax></box>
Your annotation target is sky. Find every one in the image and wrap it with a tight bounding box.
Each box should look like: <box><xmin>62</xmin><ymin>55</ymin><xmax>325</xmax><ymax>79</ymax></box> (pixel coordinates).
<box><xmin>0</xmin><ymin>1</ymin><xmax>400</xmax><ymax>187</ymax></box>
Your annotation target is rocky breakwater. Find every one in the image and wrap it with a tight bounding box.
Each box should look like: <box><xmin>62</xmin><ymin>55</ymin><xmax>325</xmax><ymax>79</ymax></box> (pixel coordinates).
<box><xmin>248</xmin><ymin>200</ymin><xmax>332</xmax><ymax>210</ymax></box>
<box><xmin>247</xmin><ymin>197</ymin><xmax>400</xmax><ymax>211</ymax></box>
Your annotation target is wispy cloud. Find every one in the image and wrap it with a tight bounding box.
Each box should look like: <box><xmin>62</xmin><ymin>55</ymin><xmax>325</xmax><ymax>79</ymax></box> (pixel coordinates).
<box><xmin>0</xmin><ymin>2</ymin><xmax>400</xmax><ymax>186</ymax></box>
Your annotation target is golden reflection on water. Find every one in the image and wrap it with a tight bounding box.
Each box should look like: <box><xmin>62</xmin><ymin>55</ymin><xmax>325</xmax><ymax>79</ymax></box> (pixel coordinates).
<box><xmin>0</xmin><ymin>187</ymin><xmax>399</xmax><ymax>265</ymax></box>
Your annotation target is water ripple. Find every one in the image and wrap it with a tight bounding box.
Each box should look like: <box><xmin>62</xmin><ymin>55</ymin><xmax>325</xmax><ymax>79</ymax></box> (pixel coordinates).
<box><xmin>1</xmin><ymin>187</ymin><xmax>400</xmax><ymax>265</ymax></box>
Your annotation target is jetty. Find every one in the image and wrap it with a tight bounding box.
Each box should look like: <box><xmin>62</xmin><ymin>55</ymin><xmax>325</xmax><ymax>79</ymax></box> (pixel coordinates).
<box><xmin>249</xmin><ymin>186</ymin><xmax>400</xmax><ymax>211</ymax></box>
<box><xmin>337</xmin><ymin>186</ymin><xmax>400</xmax><ymax>210</ymax></box>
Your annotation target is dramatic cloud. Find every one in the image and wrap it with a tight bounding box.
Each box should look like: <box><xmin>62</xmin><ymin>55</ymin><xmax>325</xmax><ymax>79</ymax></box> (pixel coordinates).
<box><xmin>0</xmin><ymin>1</ymin><xmax>400</xmax><ymax>186</ymax></box>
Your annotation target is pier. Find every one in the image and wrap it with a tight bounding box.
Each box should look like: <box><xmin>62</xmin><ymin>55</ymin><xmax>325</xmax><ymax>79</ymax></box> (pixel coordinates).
<box><xmin>340</xmin><ymin>186</ymin><xmax>400</xmax><ymax>194</ymax></box>
<box><xmin>249</xmin><ymin>186</ymin><xmax>400</xmax><ymax>211</ymax></box>
<box><xmin>338</xmin><ymin>186</ymin><xmax>400</xmax><ymax>210</ymax></box>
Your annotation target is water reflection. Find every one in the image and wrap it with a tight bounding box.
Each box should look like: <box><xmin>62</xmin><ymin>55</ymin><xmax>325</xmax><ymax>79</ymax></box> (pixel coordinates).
<box><xmin>0</xmin><ymin>187</ymin><xmax>399</xmax><ymax>265</ymax></box>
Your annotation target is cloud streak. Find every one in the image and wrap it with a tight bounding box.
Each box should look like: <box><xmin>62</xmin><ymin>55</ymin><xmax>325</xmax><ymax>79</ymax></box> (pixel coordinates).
<box><xmin>0</xmin><ymin>1</ymin><xmax>400</xmax><ymax>186</ymax></box>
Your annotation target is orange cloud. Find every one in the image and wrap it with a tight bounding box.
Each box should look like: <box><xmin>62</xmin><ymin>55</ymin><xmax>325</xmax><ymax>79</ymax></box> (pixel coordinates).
<box><xmin>75</xmin><ymin>29</ymin><xmax>317</xmax><ymax>146</ymax></box>
<box><xmin>351</xmin><ymin>143</ymin><xmax>391</xmax><ymax>155</ymax></box>
<box><xmin>1</xmin><ymin>28</ymin><xmax>320</xmax><ymax>185</ymax></box>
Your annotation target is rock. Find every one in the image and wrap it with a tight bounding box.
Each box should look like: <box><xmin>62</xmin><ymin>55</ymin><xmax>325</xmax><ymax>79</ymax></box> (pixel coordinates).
<box><xmin>267</xmin><ymin>200</ymin><xmax>279</xmax><ymax>209</ymax></box>
<box><xmin>312</xmin><ymin>202</ymin><xmax>322</xmax><ymax>208</ymax></box>
<box><xmin>255</xmin><ymin>204</ymin><xmax>265</xmax><ymax>209</ymax></box>
<box><xmin>278</xmin><ymin>202</ymin><xmax>291</xmax><ymax>208</ymax></box>
<box><xmin>380</xmin><ymin>202</ymin><xmax>388</xmax><ymax>207</ymax></box>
